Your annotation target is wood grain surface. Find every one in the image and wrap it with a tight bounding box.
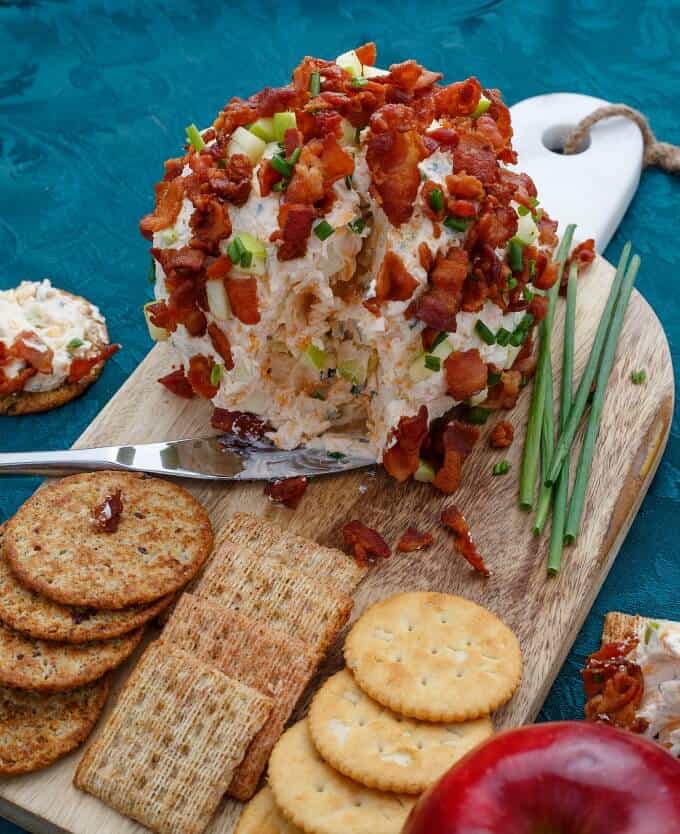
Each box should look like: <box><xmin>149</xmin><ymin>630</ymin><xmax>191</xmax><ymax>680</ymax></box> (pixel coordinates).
<box><xmin>0</xmin><ymin>254</ymin><xmax>674</xmax><ymax>834</ymax></box>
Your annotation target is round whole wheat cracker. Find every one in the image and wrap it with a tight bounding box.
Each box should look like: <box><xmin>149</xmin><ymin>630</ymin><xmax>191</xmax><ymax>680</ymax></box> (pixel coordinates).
<box><xmin>235</xmin><ymin>786</ymin><xmax>303</xmax><ymax>834</ymax></box>
<box><xmin>0</xmin><ymin>527</ymin><xmax>171</xmax><ymax>642</ymax></box>
<box><xmin>4</xmin><ymin>471</ymin><xmax>213</xmax><ymax>609</ymax></box>
<box><xmin>0</xmin><ymin>677</ymin><xmax>110</xmax><ymax>775</ymax></box>
<box><xmin>268</xmin><ymin>720</ymin><xmax>415</xmax><ymax>834</ymax></box>
<box><xmin>0</xmin><ymin>287</ymin><xmax>112</xmax><ymax>416</ymax></box>
<box><xmin>344</xmin><ymin>592</ymin><xmax>522</xmax><ymax>722</ymax></box>
<box><xmin>309</xmin><ymin>668</ymin><xmax>493</xmax><ymax>794</ymax></box>
<box><xmin>0</xmin><ymin>620</ymin><xmax>143</xmax><ymax>692</ymax></box>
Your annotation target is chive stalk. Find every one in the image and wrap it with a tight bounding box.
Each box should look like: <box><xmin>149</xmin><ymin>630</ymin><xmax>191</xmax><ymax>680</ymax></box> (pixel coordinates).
<box><xmin>545</xmin><ymin>242</ymin><xmax>632</xmax><ymax>486</ymax></box>
<box><xmin>533</xmin><ymin>361</ymin><xmax>555</xmax><ymax>534</ymax></box>
<box><xmin>518</xmin><ymin>224</ymin><xmax>576</xmax><ymax>509</ymax></box>
<box><xmin>185</xmin><ymin>123</ymin><xmax>205</xmax><ymax>151</ymax></box>
<box><xmin>548</xmin><ymin>261</ymin><xmax>578</xmax><ymax>574</ymax></box>
<box><xmin>564</xmin><ymin>254</ymin><xmax>641</xmax><ymax>542</ymax></box>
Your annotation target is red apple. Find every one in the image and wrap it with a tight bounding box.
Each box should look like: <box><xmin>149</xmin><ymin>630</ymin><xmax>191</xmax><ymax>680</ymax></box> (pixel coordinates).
<box><xmin>402</xmin><ymin>721</ymin><xmax>680</xmax><ymax>834</ymax></box>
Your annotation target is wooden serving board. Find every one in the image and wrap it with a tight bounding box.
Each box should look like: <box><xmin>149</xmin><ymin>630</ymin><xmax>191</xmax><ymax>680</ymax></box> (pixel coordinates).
<box><xmin>0</xmin><ymin>254</ymin><xmax>674</xmax><ymax>834</ymax></box>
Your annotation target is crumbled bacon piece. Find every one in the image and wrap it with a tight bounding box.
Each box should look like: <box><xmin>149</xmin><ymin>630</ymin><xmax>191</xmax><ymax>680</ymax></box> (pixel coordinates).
<box><xmin>447</xmin><ymin>198</ymin><xmax>478</xmax><ymax>219</ymax></box>
<box><xmin>152</xmin><ymin>246</ymin><xmax>205</xmax><ymax>277</ymax></box>
<box><xmin>433</xmin><ymin>420</ymin><xmax>479</xmax><ymax>493</ymax></box>
<box><xmin>355</xmin><ymin>42</ymin><xmax>377</xmax><ymax>66</ymax></box>
<box><xmin>382</xmin><ymin>405</ymin><xmax>428</xmax><ymax>482</ymax></box>
<box><xmin>186</xmin><ymin>354</ymin><xmax>219</xmax><ymax>399</ymax></box>
<box><xmin>489</xmin><ymin>420</ymin><xmax>514</xmax><ymax>449</ymax></box>
<box><xmin>561</xmin><ymin>239</ymin><xmax>596</xmax><ymax>295</ymax></box>
<box><xmin>258</xmin><ymin>159</ymin><xmax>283</xmax><ymax>197</ymax></box>
<box><xmin>342</xmin><ymin>520</ymin><xmax>390</xmax><ymax>567</ymax></box>
<box><xmin>537</xmin><ymin>213</ymin><xmax>559</xmax><ymax>247</ymax></box>
<box><xmin>441</xmin><ymin>505</ymin><xmax>490</xmax><ymax>576</ymax></box>
<box><xmin>421</xmin><ymin>180</ymin><xmax>446</xmax><ymax>222</ymax></box>
<box><xmin>452</xmin><ymin>134</ymin><xmax>498</xmax><ymax>186</ymax></box>
<box><xmin>140</xmin><ymin>177</ymin><xmax>185</xmax><ymax>240</ymax></box>
<box><xmin>431</xmin><ymin>247</ymin><xmax>469</xmax><ymax>291</ymax></box>
<box><xmin>527</xmin><ymin>294</ymin><xmax>549</xmax><ymax>322</ymax></box>
<box><xmin>407</xmin><ymin>286</ymin><xmax>459</xmax><ymax>332</ymax></box>
<box><xmin>370</xmin><ymin>251</ymin><xmax>418</xmax><ymax>306</ymax></box>
<box><xmin>366</xmin><ymin>104</ymin><xmax>428</xmax><ymax>226</ymax></box>
<box><xmin>397</xmin><ymin>527</ymin><xmax>433</xmax><ymax>552</ymax></box>
<box><xmin>444</xmin><ymin>348</ymin><xmax>487</xmax><ymax>401</ymax></box>
<box><xmin>582</xmin><ymin>641</ymin><xmax>646</xmax><ymax>732</ymax></box>
<box><xmin>384</xmin><ymin>60</ymin><xmax>442</xmax><ymax>94</ymax></box>
<box><xmin>0</xmin><ymin>366</ymin><xmax>36</xmax><ymax>395</ymax></box>
<box><xmin>276</xmin><ymin>203</ymin><xmax>316</xmax><ymax>261</ymax></box>
<box><xmin>283</xmin><ymin>128</ymin><xmax>304</xmax><ymax>158</ymax></box>
<box><xmin>211</xmin><ymin>408</ymin><xmax>271</xmax><ymax>439</ymax></box>
<box><xmin>11</xmin><ymin>331</ymin><xmax>54</xmax><ymax>374</ymax></box>
<box><xmin>206</xmin><ymin>257</ymin><xmax>232</xmax><ymax>280</ymax></box>
<box><xmin>225</xmin><ymin>277</ymin><xmax>260</xmax><ymax>325</ymax></box>
<box><xmin>418</xmin><ymin>242</ymin><xmax>434</xmax><ymax>272</ymax></box>
<box><xmin>533</xmin><ymin>259</ymin><xmax>558</xmax><ymax>291</ymax></box>
<box><xmin>446</xmin><ymin>172</ymin><xmax>485</xmax><ymax>200</ymax></box>
<box><xmin>158</xmin><ymin>367</ymin><xmax>195</xmax><ymax>398</ymax></box>
<box><xmin>264</xmin><ymin>476</ymin><xmax>308</xmax><ymax>509</ymax></box>
<box><xmin>475</xmin><ymin>205</ymin><xmax>517</xmax><ymax>249</ymax></box>
<box><xmin>485</xmin><ymin>369</ymin><xmax>522</xmax><ymax>410</ymax></box>
<box><xmin>189</xmin><ymin>196</ymin><xmax>232</xmax><ymax>254</ymax></box>
<box><xmin>434</xmin><ymin>77</ymin><xmax>482</xmax><ymax>117</ymax></box>
<box><xmin>207</xmin><ymin>153</ymin><xmax>252</xmax><ymax>206</ymax></box>
<box><xmin>207</xmin><ymin>322</ymin><xmax>234</xmax><ymax>370</ymax></box>
<box><xmin>93</xmin><ymin>490</ymin><xmax>123</xmax><ymax>533</ymax></box>
<box><xmin>68</xmin><ymin>344</ymin><xmax>120</xmax><ymax>383</ymax></box>
<box><xmin>426</xmin><ymin>127</ymin><xmax>459</xmax><ymax>149</ymax></box>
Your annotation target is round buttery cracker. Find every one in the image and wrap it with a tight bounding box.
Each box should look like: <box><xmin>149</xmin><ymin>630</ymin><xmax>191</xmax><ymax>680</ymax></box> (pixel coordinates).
<box><xmin>4</xmin><ymin>471</ymin><xmax>213</xmax><ymax>609</ymax></box>
<box><xmin>0</xmin><ymin>620</ymin><xmax>142</xmax><ymax>693</ymax></box>
<box><xmin>268</xmin><ymin>720</ymin><xmax>415</xmax><ymax>834</ymax></box>
<box><xmin>309</xmin><ymin>668</ymin><xmax>493</xmax><ymax>794</ymax></box>
<box><xmin>344</xmin><ymin>592</ymin><xmax>522</xmax><ymax>722</ymax></box>
<box><xmin>0</xmin><ymin>677</ymin><xmax>110</xmax><ymax>775</ymax></box>
<box><xmin>0</xmin><ymin>527</ymin><xmax>172</xmax><ymax>642</ymax></box>
<box><xmin>235</xmin><ymin>786</ymin><xmax>303</xmax><ymax>834</ymax></box>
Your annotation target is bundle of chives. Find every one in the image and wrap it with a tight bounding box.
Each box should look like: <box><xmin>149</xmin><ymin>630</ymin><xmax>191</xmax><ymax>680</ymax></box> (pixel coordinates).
<box><xmin>564</xmin><ymin>253</ymin><xmax>641</xmax><ymax>542</ymax></box>
<box><xmin>519</xmin><ymin>224</ymin><xmax>575</xmax><ymax>510</ymax></box>
<box><xmin>547</xmin><ymin>261</ymin><xmax>578</xmax><ymax>574</ymax></box>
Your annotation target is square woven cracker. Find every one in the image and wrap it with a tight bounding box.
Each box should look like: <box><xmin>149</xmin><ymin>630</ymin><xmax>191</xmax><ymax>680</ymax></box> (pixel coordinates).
<box><xmin>217</xmin><ymin>513</ymin><xmax>366</xmax><ymax>594</ymax></box>
<box><xmin>74</xmin><ymin>642</ymin><xmax>272</xmax><ymax>834</ymax></box>
<box><xmin>602</xmin><ymin>612</ymin><xmax>643</xmax><ymax>645</ymax></box>
<box><xmin>163</xmin><ymin>594</ymin><xmax>318</xmax><ymax>800</ymax></box>
<box><xmin>191</xmin><ymin>539</ymin><xmax>353</xmax><ymax>659</ymax></box>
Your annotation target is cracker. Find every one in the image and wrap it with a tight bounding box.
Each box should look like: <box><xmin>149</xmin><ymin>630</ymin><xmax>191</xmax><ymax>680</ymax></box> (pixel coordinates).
<box><xmin>192</xmin><ymin>539</ymin><xmax>353</xmax><ymax>659</ymax></box>
<box><xmin>269</xmin><ymin>720</ymin><xmax>415</xmax><ymax>834</ymax></box>
<box><xmin>344</xmin><ymin>592</ymin><xmax>522</xmax><ymax>722</ymax></box>
<box><xmin>219</xmin><ymin>513</ymin><xmax>365</xmax><ymax>594</ymax></box>
<box><xmin>0</xmin><ymin>620</ymin><xmax>142</xmax><ymax>693</ymax></box>
<box><xmin>0</xmin><ymin>677</ymin><xmax>109</xmax><ymax>775</ymax></box>
<box><xmin>0</xmin><ymin>527</ymin><xmax>171</xmax><ymax>642</ymax></box>
<box><xmin>235</xmin><ymin>786</ymin><xmax>303</xmax><ymax>834</ymax></box>
<box><xmin>309</xmin><ymin>668</ymin><xmax>493</xmax><ymax>794</ymax></box>
<box><xmin>4</xmin><ymin>471</ymin><xmax>213</xmax><ymax>609</ymax></box>
<box><xmin>75</xmin><ymin>642</ymin><xmax>272</xmax><ymax>834</ymax></box>
<box><xmin>163</xmin><ymin>594</ymin><xmax>318</xmax><ymax>800</ymax></box>
<box><xmin>602</xmin><ymin>611</ymin><xmax>642</xmax><ymax>645</ymax></box>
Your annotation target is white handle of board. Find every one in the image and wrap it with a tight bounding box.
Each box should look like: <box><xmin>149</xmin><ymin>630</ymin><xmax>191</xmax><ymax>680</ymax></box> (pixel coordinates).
<box><xmin>509</xmin><ymin>93</ymin><xmax>644</xmax><ymax>252</ymax></box>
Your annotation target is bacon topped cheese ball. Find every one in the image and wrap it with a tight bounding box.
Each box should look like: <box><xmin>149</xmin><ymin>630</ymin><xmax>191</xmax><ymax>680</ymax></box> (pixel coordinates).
<box><xmin>141</xmin><ymin>44</ymin><xmax>559</xmax><ymax>492</ymax></box>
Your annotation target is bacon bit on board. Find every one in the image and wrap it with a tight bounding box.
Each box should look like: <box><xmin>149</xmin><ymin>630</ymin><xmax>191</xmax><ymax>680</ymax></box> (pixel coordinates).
<box><xmin>342</xmin><ymin>520</ymin><xmax>391</xmax><ymax>568</ymax></box>
<box><xmin>397</xmin><ymin>527</ymin><xmax>434</xmax><ymax>553</ymax></box>
<box><xmin>68</xmin><ymin>344</ymin><xmax>120</xmax><ymax>383</ymax></box>
<box><xmin>93</xmin><ymin>490</ymin><xmax>123</xmax><ymax>533</ymax></box>
<box><xmin>441</xmin><ymin>505</ymin><xmax>490</xmax><ymax>577</ymax></box>
<box><xmin>382</xmin><ymin>405</ymin><xmax>428</xmax><ymax>482</ymax></box>
<box><xmin>582</xmin><ymin>641</ymin><xmax>647</xmax><ymax>732</ymax></box>
<box><xmin>158</xmin><ymin>367</ymin><xmax>195</xmax><ymax>399</ymax></box>
<box><xmin>211</xmin><ymin>408</ymin><xmax>271</xmax><ymax>440</ymax></box>
<box><xmin>489</xmin><ymin>420</ymin><xmax>514</xmax><ymax>449</ymax></box>
<box><xmin>264</xmin><ymin>476</ymin><xmax>308</xmax><ymax>509</ymax></box>
<box><xmin>11</xmin><ymin>331</ymin><xmax>54</xmax><ymax>374</ymax></box>
<box><xmin>433</xmin><ymin>420</ymin><xmax>479</xmax><ymax>494</ymax></box>
<box><xmin>444</xmin><ymin>348</ymin><xmax>488</xmax><ymax>401</ymax></box>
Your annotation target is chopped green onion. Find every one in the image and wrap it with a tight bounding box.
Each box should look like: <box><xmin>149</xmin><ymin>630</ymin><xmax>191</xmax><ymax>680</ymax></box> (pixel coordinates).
<box><xmin>148</xmin><ymin>256</ymin><xmax>156</xmax><ymax>284</ymax></box>
<box><xmin>240</xmin><ymin>250</ymin><xmax>253</xmax><ymax>269</ymax></box>
<box><xmin>444</xmin><ymin>216</ymin><xmax>471</xmax><ymax>232</ymax></box>
<box><xmin>465</xmin><ymin>406</ymin><xmax>491</xmax><ymax>425</ymax></box>
<box><xmin>631</xmin><ymin>369</ymin><xmax>646</xmax><ymax>385</ymax></box>
<box><xmin>529</xmin><ymin>197</ymin><xmax>540</xmax><ymax>208</ymax></box>
<box><xmin>270</xmin><ymin>154</ymin><xmax>294</xmax><ymax>178</ymax></box>
<box><xmin>496</xmin><ymin>328</ymin><xmax>511</xmax><ymax>346</ymax></box>
<box><xmin>475</xmin><ymin>319</ymin><xmax>496</xmax><ymax>345</ymax></box>
<box><xmin>508</xmin><ymin>238</ymin><xmax>525</xmax><ymax>272</ymax></box>
<box><xmin>528</xmin><ymin>259</ymin><xmax>537</xmax><ymax>278</ymax></box>
<box><xmin>519</xmin><ymin>224</ymin><xmax>576</xmax><ymax>510</ymax></box>
<box><xmin>471</xmin><ymin>94</ymin><xmax>491</xmax><ymax>118</ymax></box>
<box><xmin>314</xmin><ymin>220</ymin><xmax>334</xmax><ymax>241</ymax></box>
<box><xmin>414</xmin><ymin>459</ymin><xmax>435</xmax><ymax>483</ymax></box>
<box><xmin>545</xmin><ymin>242</ymin><xmax>632</xmax><ymax>487</ymax></box>
<box><xmin>488</xmin><ymin>371</ymin><xmax>502</xmax><ymax>387</ymax></box>
<box><xmin>272</xmin><ymin>180</ymin><xmax>288</xmax><ymax>192</ymax></box>
<box><xmin>492</xmin><ymin>460</ymin><xmax>511</xmax><ymax>476</ymax></box>
<box><xmin>348</xmin><ymin>216</ymin><xmax>365</xmax><ymax>234</ymax></box>
<box><xmin>288</xmin><ymin>146</ymin><xmax>302</xmax><ymax>166</ymax></box>
<box><xmin>644</xmin><ymin>622</ymin><xmax>660</xmax><ymax>644</ymax></box>
<box><xmin>507</xmin><ymin>277</ymin><xmax>518</xmax><ymax>290</ymax></box>
<box><xmin>428</xmin><ymin>188</ymin><xmax>445</xmax><ymax>213</ymax></box>
<box><xmin>351</xmin><ymin>77</ymin><xmax>368</xmax><ymax>89</ymax></box>
<box><xmin>210</xmin><ymin>363</ymin><xmax>222</xmax><ymax>386</ymax></box>
<box><xmin>227</xmin><ymin>237</ymin><xmax>246</xmax><ymax>264</ymax></box>
<box><xmin>327</xmin><ymin>451</ymin><xmax>346</xmax><ymax>460</ymax></box>
<box><xmin>517</xmin><ymin>205</ymin><xmax>530</xmax><ymax>216</ymax></box>
<box><xmin>431</xmin><ymin>331</ymin><xmax>448</xmax><ymax>351</ymax></box>
<box><xmin>345</xmin><ymin>174</ymin><xmax>354</xmax><ymax>189</ymax></box>
<box><xmin>424</xmin><ymin>354</ymin><xmax>441</xmax><ymax>372</ymax></box>
<box><xmin>309</xmin><ymin>71</ymin><xmax>321</xmax><ymax>96</ymax></box>
<box><xmin>565</xmin><ymin>252</ymin><xmax>641</xmax><ymax>542</ymax></box>
<box><xmin>548</xmin><ymin>261</ymin><xmax>578</xmax><ymax>575</ymax></box>
<box><xmin>185</xmin><ymin>123</ymin><xmax>205</xmax><ymax>151</ymax></box>
<box><xmin>523</xmin><ymin>287</ymin><xmax>534</xmax><ymax>302</ymax></box>
<box><xmin>66</xmin><ymin>338</ymin><xmax>84</xmax><ymax>351</ymax></box>
<box><xmin>509</xmin><ymin>329</ymin><xmax>528</xmax><ymax>347</ymax></box>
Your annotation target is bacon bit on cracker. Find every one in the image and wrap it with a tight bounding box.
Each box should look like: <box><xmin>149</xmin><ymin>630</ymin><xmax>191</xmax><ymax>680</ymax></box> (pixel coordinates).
<box><xmin>582</xmin><ymin>640</ymin><xmax>646</xmax><ymax>732</ymax></box>
<box><xmin>93</xmin><ymin>490</ymin><xmax>123</xmax><ymax>533</ymax></box>
<box><xmin>441</xmin><ymin>506</ymin><xmax>490</xmax><ymax>577</ymax></box>
<box><xmin>342</xmin><ymin>520</ymin><xmax>390</xmax><ymax>568</ymax></box>
<box><xmin>397</xmin><ymin>527</ymin><xmax>433</xmax><ymax>553</ymax></box>
<box><xmin>489</xmin><ymin>420</ymin><xmax>514</xmax><ymax>449</ymax></box>
<box><xmin>264</xmin><ymin>477</ymin><xmax>308</xmax><ymax>510</ymax></box>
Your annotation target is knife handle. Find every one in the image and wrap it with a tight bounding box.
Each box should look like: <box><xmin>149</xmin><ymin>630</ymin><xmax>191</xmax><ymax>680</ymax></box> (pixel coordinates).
<box><xmin>0</xmin><ymin>448</ymin><xmax>121</xmax><ymax>476</ymax></box>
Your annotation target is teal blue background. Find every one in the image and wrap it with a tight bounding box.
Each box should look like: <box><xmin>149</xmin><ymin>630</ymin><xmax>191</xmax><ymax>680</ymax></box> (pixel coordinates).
<box><xmin>1</xmin><ymin>1</ymin><xmax>679</xmax><ymax>829</ymax></box>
